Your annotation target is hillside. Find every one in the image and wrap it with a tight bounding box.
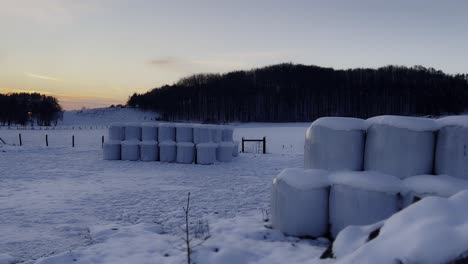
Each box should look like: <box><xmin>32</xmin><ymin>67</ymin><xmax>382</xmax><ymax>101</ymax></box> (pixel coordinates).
<box><xmin>128</xmin><ymin>63</ymin><xmax>468</xmax><ymax>123</ymax></box>
<box><xmin>59</xmin><ymin>107</ymin><xmax>159</xmax><ymax>126</ymax></box>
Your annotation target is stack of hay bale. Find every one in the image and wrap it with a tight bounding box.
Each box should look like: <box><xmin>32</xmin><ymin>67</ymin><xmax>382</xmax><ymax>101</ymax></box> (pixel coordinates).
<box><xmin>272</xmin><ymin>115</ymin><xmax>468</xmax><ymax>239</ymax></box>
<box><xmin>103</xmin><ymin>122</ymin><xmax>239</xmax><ymax>164</ymax></box>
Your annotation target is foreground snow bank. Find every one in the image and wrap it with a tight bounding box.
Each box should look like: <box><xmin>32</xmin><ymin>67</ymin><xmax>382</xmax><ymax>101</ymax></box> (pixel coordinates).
<box><xmin>35</xmin><ymin>214</ymin><xmax>327</xmax><ymax>264</ymax></box>
<box><xmin>332</xmin><ymin>190</ymin><xmax>468</xmax><ymax>264</ymax></box>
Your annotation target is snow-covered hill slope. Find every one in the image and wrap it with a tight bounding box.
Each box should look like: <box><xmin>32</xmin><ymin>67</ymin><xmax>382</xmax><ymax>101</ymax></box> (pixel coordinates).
<box><xmin>59</xmin><ymin>107</ymin><xmax>159</xmax><ymax>126</ymax></box>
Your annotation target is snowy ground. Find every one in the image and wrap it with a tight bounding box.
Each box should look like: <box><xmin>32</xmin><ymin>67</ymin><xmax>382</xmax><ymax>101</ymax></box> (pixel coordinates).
<box><xmin>0</xmin><ymin>122</ymin><xmax>331</xmax><ymax>263</ymax></box>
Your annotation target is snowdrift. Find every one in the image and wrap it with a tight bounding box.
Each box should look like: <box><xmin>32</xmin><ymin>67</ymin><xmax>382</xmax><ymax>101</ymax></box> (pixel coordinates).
<box><xmin>331</xmin><ymin>190</ymin><xmax>468</xmax><ymax>264</ymax></box>
<box><xmin>304</xmin><ymin>117</ymin><xmax>366</xmax><ymax>171</ymax></box>
<box><xmin>271</xmin><ymin>168</ymin><xmax>330</xmax><ymax>237</ymax></box>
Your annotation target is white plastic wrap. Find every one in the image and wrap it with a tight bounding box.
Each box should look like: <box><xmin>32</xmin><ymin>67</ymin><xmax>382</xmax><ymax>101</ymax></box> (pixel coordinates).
<box><xmin>329</xmin><ymin>171</ymin><xmax>401</xmax><ymax>238</ymax></box>
<box><xmin>232</xmin><ymin>141</ymin><xmax>239</xmax><ymax>157</ymax></box>
<box><xmin>221</xmin><ymin>126</ymin><xmax>234</xmax><ymax>142</ymax></box>
<box><xmin>158</xmin><ymin>123</ymin><xmax>176</xmax><ymax>143</ymax></box>
<box><xmin>435</xmin><ymin>125</ymin><xmax>468</xmax><ymax>180</ymax></box>
<box><xmin>139</xmin><ymin>140</ymin><xmax>158</xmax><ymax>161</ymax></box>
<box><xmin>108</xmin><ymin>123</ymin><xmax>125</xmax><ymax>141</ymax></box>
<box><xmin>176</xmin><ymin>142</ymin><xmax>195</xmax><ymax>164</ymax></box>
<box><xmin>401</xmin><ymin>174</ymin><xmax>468</xmax><ymax>207</ymax></box>
<box><xmin>364</xmin><ymin>116</ymin><xmax>437</xmax><ymax>178</ymax></box>
<box><xmin>176</xmin><ymin>124</ymin><xmax>194</xmax><ymax>143</ymax></box>
<box><xmin>159</xmin><ymin>140</ymin><xmax>176</xmax><ymax>162</ymax></box>
<box><xmin>305</xmin><ymin>117</ymin><xmax>366</xmax><ymax>171</ymax></box>
<box><xmin>103</xmin><ymin>140</ymin><xmax>121</xmax><ymax>160</ymax></box>
<box><xmin>193</xmin><ymin>125</ymin><xmax>212</xmax><ymax>144</ymax></box>
<box><xmin>209</xmin><ymin>125</ymin><xmax>223</xmax><ymax>143</ymax></box>
<box><xmin>124</xmin><ymin>123</ymin><xmax>142</xmax><ymax>141</ymax></box>
<box><xmin>216</xmin><ymin>142</ymin><xmax>234</xmax><ymax>162</ymax></box>
<box><xmin>196</xmin><ymin>142</ymin><xmax>217</xmax><ymax>165</ymax></box>
<box><xmin>121</xmin><ymin>140</ymin><xmax>140</xmax><ymax>161</ymax></box>
<box><xmin>271</xmin><ymin>168</ymin><xmax>330</xmax><ymax>237</ymax></box>
<box><xmin>141</xmin><ymin>123</ymin><xmax>158</xmax><ymax>141</ymax></box>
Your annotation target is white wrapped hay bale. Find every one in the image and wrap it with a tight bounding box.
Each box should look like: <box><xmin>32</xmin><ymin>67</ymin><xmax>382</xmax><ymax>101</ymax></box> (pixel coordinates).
<box><xmin>209</xmin><ymin>125</ymin><xmax>223</xmax><ymax>143</ymax></box>
<box><xmin>124</xmin><ymin>123</ymin><xmax>142</xmax><ymax>141</ymax></box>
<box><xmin>108</xmin><ymin>123</ymin><xmax>125</xmax><ymax>141</ymax></box>
<box><xmin>304</xmin><ymin>117</ymin><xmax>366</xmax><ymax>171</ymax></box>
<box><xmin>159</xmin><ymin>140</ymin><xmax>176</xmax><ymax>162</ymax></box>
<box><xmin>401</xmin><ymin>174</ymin><xmax>468</xmax><ymax>207</ymax></box>
<box><xmin>217</xmin><ymin>142</ymin><xmax>234</xmax><ymax>162</ymax></box>
<box><xmin>221</xmin><ymin>126</ymin><xmax>234</xmax><ymax>142</ymax></box>
<box><xmin>103</xmin><ymin>140</ymin><xmax>121</xmax><ymax>160</ymax></box>
<box><xmin>140</xmin><ymin>140</ymin><xmax>158</xmax><ymax>161</ymax></box>
<box><xmin>176</xmin><ymin>142</ymin><xmax>195</xmax><ymax>164</ymax></box>
<box><xmin>176</xmin><ymin>124</ymin><xmax>194</xmax><ymax>143</ymax></box>
<box><xmin>232</xmin><ymin>141</ymin><xmax>239</xmax><ymax>157</ymax></box>
<box><xmin>329</xmin><ymin>171</ymin><xmax>402</xmax><ymax>238</ymax></box>
<box><xmin>435</xmin><ymin>116</ymin><xmax>468</xmax><ymax>180</ymax></box>
<box><xmin>121</xmin><ymin>140</ymin><xmax>140</xmax><ymax>161</ymax></box>
<box><xmin>271</xmin><ymin>168</ymin><xmax>330</xmax><ymax>237</ymax></box>
<box><xmin>193</xmin><ymin>125</ymin><xmax>212</xmax><ymax>144</ymax></box>
<box><xmin>158</xmin><ymin>123</ymin><xmax>176</xmax><ymax>143</ymax></box>
<box><xmin>196</xmin><ymin>142</ymin><xmax>217</xmax><ymax>165</ymax></box>
<box><xmin>141</xmin><ymin>123</ymin><xmax>158</xmax><ymax>141</ymax></box>
<box><xmin>364</xmin><ymin>115</ymin><xmax>437</xmax><ymax>178</ymax></box>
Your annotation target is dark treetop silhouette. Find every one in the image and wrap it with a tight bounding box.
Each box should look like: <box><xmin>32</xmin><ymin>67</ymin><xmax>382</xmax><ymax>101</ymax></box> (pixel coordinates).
<box><xmin>130</xmin><ymin>63</ymin><xmax>468</xmax><ymax>123</ymax></box>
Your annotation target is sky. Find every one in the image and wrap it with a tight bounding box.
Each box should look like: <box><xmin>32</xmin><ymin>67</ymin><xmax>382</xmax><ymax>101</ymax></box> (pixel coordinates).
<box><xmin>1</xmin><ymin>0</ymin><xmax>467</xmax><ymax>110</ymax></box>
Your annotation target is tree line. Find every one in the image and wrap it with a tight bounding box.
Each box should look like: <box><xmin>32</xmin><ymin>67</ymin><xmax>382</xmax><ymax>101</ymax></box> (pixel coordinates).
<box><xmin>128</xmin><ymin>63</ymin><xmax>468</xmax><ymax>122</ymax></box>
<box><xmin>0</xmin><ymin>93</ymin><xmax>63</xmax><ymax>126</ymax></box>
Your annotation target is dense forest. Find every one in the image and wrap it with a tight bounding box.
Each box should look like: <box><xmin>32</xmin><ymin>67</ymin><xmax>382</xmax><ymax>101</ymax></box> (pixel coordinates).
<box><xmin>128</xmin><ymin>64</ymin><xmax>468</xmax><ymax>122</ymax></box>
<box><xmin>0</xmin><ymin>93</ymin><xmax>63</xmax><ymax>126</ymax></box>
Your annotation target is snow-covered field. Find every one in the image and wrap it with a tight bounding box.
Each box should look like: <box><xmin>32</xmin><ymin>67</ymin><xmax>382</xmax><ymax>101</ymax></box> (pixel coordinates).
<box><xmin>0</xmin><ymin>119</ymin><xmax>332</xmax><ymax>263</ymax></box>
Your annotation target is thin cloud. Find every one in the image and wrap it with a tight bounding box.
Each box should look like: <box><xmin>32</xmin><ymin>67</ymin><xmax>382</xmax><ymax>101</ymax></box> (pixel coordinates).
<box><xmin>26</xmin><ymin>73</ymin><xmax>60</xmax><ymax>81</ymax></box>
<box><xmin>149</xmin><ymin>57</ymin><xmax>180</xmax><ymax>66</ymax></box>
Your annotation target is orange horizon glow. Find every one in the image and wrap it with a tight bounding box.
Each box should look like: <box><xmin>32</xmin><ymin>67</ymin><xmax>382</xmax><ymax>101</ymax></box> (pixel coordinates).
<box><xmin>0</xmin><ymin>88</ymin><xmax>126</xmax><ymax>110</ymax></box>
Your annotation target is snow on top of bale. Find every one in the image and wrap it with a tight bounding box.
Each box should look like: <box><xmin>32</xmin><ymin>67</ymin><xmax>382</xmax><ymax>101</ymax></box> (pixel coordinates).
<box><xmin>175</xmin><ymin>123</ymin><xmax>193</xmax><ymax>128</ymax></box>
<box><xmin>141</xmin><ymin>122</ymin><xmax>159</xmax><ymax>127</ymax></box>
<box><xmin>310</xmin><ymin>117</ymin><xmax>366</xmax><ymax>131</ymax></box>
<box><xmin>197</xmin><ymin>142</ymin><xmax>218</xmax><ymax>148</ymax></box>
<box><xmin>330</xmin><ymin>171</ymin><xmax>402</xmax><ymax>194</ymax></box>
<box><xmin>177</xmin><ymin>142</ymin><xmax>194</xmax><ymax>147</ymax></box>
<box><xmin>402</xmin><ymin>175</ymin><xmax>468</xmax><ymax>197</ymax></box>
<box><xmin>274</xmin><ymin>168</ymin><xmax>329</xmax><ymax>190</ymax></box>
<box><xmin>158</xmin><ymin>123</ymin><xmax>175</xmax><ymax>128</ymax></box>
<box><xmin>121</xmin><ymin>139</ymin><xmax>140</xmax><ymax>145</ymax></box>
<box><xmin>366</xmin><ymin>115</ymin><xmax>438</xmax><ymax>132</ymax></box>
<box><xmin>437</xmin><ymin>115</ymin><xmax>468</xmax><ymax>128</ymax></box>
<box><xmin>104</xmin><ymin>140</ymin><xmax>121</xmax><ymax>145</ymax></box>
<box><xmin>109</xmin><ymin>122</ymin><xmax>126</xmax><ymax>127</ymax></box>
<box><xmin>335</xmin><ymin>190</ymin><xmax>468</xmax><ymax>264</ymax></box>
<box><xmin>159</xmin><ymin>140</ymin><xmax>176</xmax><ymax>146</ymax></box>
<box><xmin>140</xmin><ymin>140</ymin><xmax>157</xmax><ymax>146</ymax></box>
